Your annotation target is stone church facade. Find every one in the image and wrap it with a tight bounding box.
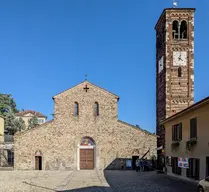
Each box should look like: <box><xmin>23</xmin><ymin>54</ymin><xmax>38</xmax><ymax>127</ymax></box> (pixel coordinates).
<box><xmin>14</xmin><ymin>81</ymin><xmax>157</xmax><ymax>170</ymax></box>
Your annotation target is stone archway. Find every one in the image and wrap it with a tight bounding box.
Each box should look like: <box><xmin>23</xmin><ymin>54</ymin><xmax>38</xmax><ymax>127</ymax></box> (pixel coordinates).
<box><xmin>132</xmin><ymin>149</ymin><xmax>140</xmax><ymax>170</ymax></box>
<box><xmin>78</xmin><ymin>137</ymin><xmax>96</xmax><ymax>170</ymax></box>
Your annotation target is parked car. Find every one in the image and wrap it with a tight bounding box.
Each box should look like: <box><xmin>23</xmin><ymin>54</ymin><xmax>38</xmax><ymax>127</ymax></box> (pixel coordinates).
<box><xmin>197</xmin><ymin>176</ymin><xmax>209</xmax><ymax>192</ymax></box>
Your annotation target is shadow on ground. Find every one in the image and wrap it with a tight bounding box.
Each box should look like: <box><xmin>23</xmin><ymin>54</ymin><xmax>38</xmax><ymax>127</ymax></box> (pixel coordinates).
<box><xmin>104</xmin><ymin>170</ymin><xmax>197</xmax><ymax>192</ymax></box>
<box><xmin>57</xmin><ymin>186</ymin><xmax>112</xmax><ymax>192</ymax></box>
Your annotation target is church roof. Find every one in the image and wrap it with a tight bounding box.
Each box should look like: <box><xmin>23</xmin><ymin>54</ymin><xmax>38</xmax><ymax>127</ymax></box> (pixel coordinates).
<box><xmin>15</xmin><ymin>119</ymin><xmax>54</xmax><ymax>136</ymax></box>
<box><xmin>15</xmin><ymin>110</ymin><xmax>47</xmax><ymax>118</ymax></box>
<box><xmin>118</xmin><ymin>120</ymin><xmax>157</xmax><ymax>137</ymax></box>
<box><xmin>53</xmin><ymin>80</ymin><xmax>119</xmax><ymax>100</ymax></box>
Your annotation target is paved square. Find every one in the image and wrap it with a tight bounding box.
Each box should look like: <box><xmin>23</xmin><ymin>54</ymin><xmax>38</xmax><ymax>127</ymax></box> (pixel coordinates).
<box><xmin>0</xmin><ymin>170</ymin><xmax>198</xmax><ymax>192</ymax></box>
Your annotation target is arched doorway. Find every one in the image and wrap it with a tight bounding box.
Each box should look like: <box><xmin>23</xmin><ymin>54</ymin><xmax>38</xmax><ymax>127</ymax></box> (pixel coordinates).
<box><xmin>78</xmin><ymin>137</ymin><xmax>96</xmax><ymax>170</ymax></box>
<box><xmin>132</xmin><ymin>149</ymin><xmax>140</xmax><ymax>170</ymax></box>
<box><xmin>34</xmin><ymin>150</ymin><xmax>42</xmax><ymax>170</ymax></box>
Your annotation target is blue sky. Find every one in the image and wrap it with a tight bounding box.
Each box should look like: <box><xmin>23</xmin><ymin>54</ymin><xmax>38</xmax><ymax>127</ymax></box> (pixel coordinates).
<box><xmin>0</xmin><ymin>0</ymin><xmax>208</xmax><ymax>133</ymax></box>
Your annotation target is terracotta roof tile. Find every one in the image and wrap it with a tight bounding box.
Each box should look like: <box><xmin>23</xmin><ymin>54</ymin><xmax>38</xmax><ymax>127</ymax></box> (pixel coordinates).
<box><xmin>15</xmin><ymin>110</ymin><xmax>47</xmax><ymax>118</ymax></box>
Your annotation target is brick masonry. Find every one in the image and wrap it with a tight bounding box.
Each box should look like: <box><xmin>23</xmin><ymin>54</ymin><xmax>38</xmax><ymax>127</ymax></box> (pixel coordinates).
<box><xmin>14</xmin><ymin>81</ymin><xmax>157</xmax><ymax>170</ymax></box>
<box><xmin>155</xmin><ymin>9</ymin><xmax>195</xmax><ymax>149</ymax></box>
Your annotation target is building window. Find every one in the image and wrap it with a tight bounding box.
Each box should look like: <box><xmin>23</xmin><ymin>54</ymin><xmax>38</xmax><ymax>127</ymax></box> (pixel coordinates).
<box><xmin>171</xmin><ymin>157</ymin><xmax>181</xmax><ymax>175</ymax></box>
<box><xmin>190</xmin><ymin>118</ymin><xmax>197</xmax><ymax>139</ymax></box>
<box><xmin>38</xmin><ymin>119</ymin><xmax>44</xmax><ymax>123</ymax></box>
<box><xmin>186</xmin><ymin>158</ymin><xmax>200</xmax><ymax>180</ymax></box>
<box><xmin>172</xmin><ymin>123</ymin><xmax>182</xmax><ymax>141</ymax></box>
<box><xmin>74</xmin><ymin>102</ymin><xmax>79</xmax><ymax>116</ymax></box>
<box><xmin>180</xmin><ymin>20</ymin><xmax>188</xmax><ymax>39</ymax></box>
<box><xmin>178</xmin><ymin>67</ymin><xmax>182</xmax><ymax>77</ymax></box>
<box><xmin>94</xmin><ymin>102</ymin><xmax>99</xmax><ymax>116</ymax></box>
<box><xmin>172</xmin><ymin>20</ymin><xmax>188</xmax><ymax>40</ymax></box>
<box><xmin>172</xmin><ymin>20</ymin><xmax>179</xmax><ymax>39</ymax></box>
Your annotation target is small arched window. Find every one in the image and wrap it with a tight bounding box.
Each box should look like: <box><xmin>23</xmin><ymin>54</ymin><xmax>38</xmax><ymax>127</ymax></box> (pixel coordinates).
<box><xmin>172</xmin><ymin>20</ymin><xmax>179</xmax><ymax>39</ymax></box>
<box><xmin>180</xmin><ymin>20</ymin><xmax>188</xmax><ymax>39</ymax></box>
<box><xmin>94</xmin><ymin>102</ymin><xmax>99</xmax><ymax>116</ymax></box>
<box><xmin>74</xmin><ymin>102</ymin><xmax>79</xmax><ymax>116</ymax></box>
<box><xmin>178</xmin><ymin>67</ymin><xmax>182</xmax><ymax>77</ymax></box>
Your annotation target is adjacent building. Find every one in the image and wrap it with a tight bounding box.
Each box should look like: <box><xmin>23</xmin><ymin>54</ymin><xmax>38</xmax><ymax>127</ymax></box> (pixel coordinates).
<box><xmin>14</xmin><ymin>81</ymin><xmax>157</xmax><ymax>170</ymax></box>
<box><xmin>0</xmin><ymin>116</ymin><xmax>4</xmax><ymax>144</ymax></box>
<box><xmin>0</xmin><ymin>115</ymin><xmax>13</xmax><ymax>167</ymax></box>
<box><xmin>15</xmin><ymin>110</ymin><xmax>47</xmax><ymax>129</ymax></box>
<box><xmin>162</xmin><ymin>96</ymin><xmax>209</xmax><ymax>180</ymax></box>
<box><xmin>0</xmin><ymin>110</ymin><xmax>47</xmax><ymax>167</ymax></box>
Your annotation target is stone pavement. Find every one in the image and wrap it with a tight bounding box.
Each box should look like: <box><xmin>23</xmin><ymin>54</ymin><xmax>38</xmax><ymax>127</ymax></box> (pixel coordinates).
<box><xmin>105</xmin><ymin>170</ymin><xmax>197</xmax><ymax>192</ymax></box>
<box><xmin>56</xmin><ymin>170</ymin><xmax>113</xmax><ymax>192</ymax></box>
<box><xmin>0</xmin><ymin>170</ymin><xmax>112</xmax><ymax>192</ymax></box>
<box><xmin>0</xmin><ymin>170</ymin><xmax>198</xmax><ymax>192</ymax></box>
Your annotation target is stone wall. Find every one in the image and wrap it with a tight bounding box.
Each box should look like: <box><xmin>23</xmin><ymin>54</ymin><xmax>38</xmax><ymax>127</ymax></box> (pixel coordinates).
<box><xmin>14</xmin><ymin>81</ymin><xmax>157</xmax><ymax>170</ymax></box>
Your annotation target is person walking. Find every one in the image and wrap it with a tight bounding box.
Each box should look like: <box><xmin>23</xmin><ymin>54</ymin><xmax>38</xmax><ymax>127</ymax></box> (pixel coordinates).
<box><xmin>135</xmin><ymin>158</ymin><xmax>140</xmax><ymax>172</ymax></box>
<box><xmin>140</xmin><ymin>159</ymin><xmax>144</xmax><ymax>172</ymax></box>
<box><xmin>120</xmin><ymin>159</ymin><xmax>124</xmax><ymax>170</ymax></box>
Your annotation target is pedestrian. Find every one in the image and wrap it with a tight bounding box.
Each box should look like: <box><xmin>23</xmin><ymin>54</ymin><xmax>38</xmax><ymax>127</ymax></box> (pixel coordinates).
<box><xmin>120</xmin><ymin>159</ymin><xmax>124</xmax><ymax>170</ymax></box>
<box><xmin>140</xmin><ymin>159</ymin><xmax>144</xmax><ymax>172</ymax></box>
<box><xmin>135</xmin><ymin>158</ymin><xmax>140</xmax><ymax>172</ymax></box>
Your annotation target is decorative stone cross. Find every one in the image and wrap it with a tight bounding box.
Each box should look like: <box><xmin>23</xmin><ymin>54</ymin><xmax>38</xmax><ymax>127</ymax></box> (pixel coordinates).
<box><xmin>83</xmin><ymin>84</ymin><xmax>89</xmax><ymax>92</ymax></box>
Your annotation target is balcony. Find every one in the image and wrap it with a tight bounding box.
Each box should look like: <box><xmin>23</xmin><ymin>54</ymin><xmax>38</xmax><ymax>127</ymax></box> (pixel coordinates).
<box><xmin>186</xmin><ymin>137</ymin><xmax>197</xmax><ymax>151</ymax></box>
<box><xmin>171</xmin><ymin>140</ymin><xmax>180</xmax><ymax>151</ymax></box>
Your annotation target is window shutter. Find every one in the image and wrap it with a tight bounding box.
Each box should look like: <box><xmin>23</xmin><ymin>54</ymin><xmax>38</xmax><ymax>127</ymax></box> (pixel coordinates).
<box><xmin>179</xmin><ymin>123</ymin><xmax>182</xmax><ymax>140</ymax></box>
<box><xmin>190</xmin><ymin>119</ymin><xmax>192</xmax><ymax>138</ymax></box>
<box><xmin>195</xmin><ymin>159</ymin><xmax>200</xmax><ymax>180</ymax></box>
<box><xmin>187</xmin><ymin>158</ymin><xmax>192</xmax><ymax>178</ymax></box>
<box><xmin>171</xmin><ymin>157</ymin><xmax>174</xmax><ymax>173</ymax></box>
<box><xmin>190</xmin><ymin>118</ymin><xmax>197</xmax><ymax>138</ymax></box>
<box><xmin>194</xmin><ymin>118</ymin><xmax>197</xmax><ymax>138</ymax></box>
<box><xmin>172</xmin><ymin>126</ymin><xmax>174</xmax><ymax>141</ymax></box>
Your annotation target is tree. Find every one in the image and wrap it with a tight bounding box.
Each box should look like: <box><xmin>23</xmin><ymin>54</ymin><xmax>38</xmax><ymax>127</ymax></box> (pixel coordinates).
<box><xmin>4</xmin><ymin>111</ymin><xmax>17</xmax><ymax>135</ymax></box>
<box><xmin>0</xmin><ymin>94</ymin><xmax>19</xmax><ymax>116</ymax></box>
<box><xmin>0</xmin><ymin>94</ymin><xmax>26</xmax><ymax>135</ymax></box>
<box><xmin>15</xmin><ymin>117</ymin><xmax>26</xmax><ymax>132</ymax></box>
<box><xmin>28</xmin><ymin>116</ymin><xmax>39</xmax><ymax>129</ymax></box>
<box><xmin>4</xmin><ymin>112</ymin><xmax>26</xmax><ymax>135</ymax></box>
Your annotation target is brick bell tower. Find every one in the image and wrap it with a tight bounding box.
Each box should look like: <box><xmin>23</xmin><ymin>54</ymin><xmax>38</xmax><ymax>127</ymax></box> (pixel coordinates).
<box><xmin>155</xmin><ymin>7</ymin><xmax>195</xmax><ymax>169</ymax></box>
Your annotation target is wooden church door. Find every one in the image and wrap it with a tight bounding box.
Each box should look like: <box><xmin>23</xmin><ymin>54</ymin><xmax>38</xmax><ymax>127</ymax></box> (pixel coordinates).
<box><xmin>35</xmin><ymin>156</ymin><xmax>42</xmax><ymax>170</ymax></box>
<box><xmin>80</xmin><ymin>149</ymin><xmax>94</xmax><ymax>170</ymax></box>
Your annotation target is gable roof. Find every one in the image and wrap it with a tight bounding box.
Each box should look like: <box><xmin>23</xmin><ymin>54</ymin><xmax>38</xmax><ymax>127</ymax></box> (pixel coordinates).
<box><xmin>15</xmin><ymin>119</ymin><xmax>54</xmax><ymax>137</ymax></box>
<box><xmin>52</xmin><ymin>80</ymin><xmax>119</xmax><ymax>100</ymax></box>
<box><xmin>15</xmin><ymin>110</ymin><xmax>47</xmax><ymax>118</ymax></box>
<box><xmin>161</xmin><ymin>96</ymin><xmax>209</xmax><ymax>124</ymax></box>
